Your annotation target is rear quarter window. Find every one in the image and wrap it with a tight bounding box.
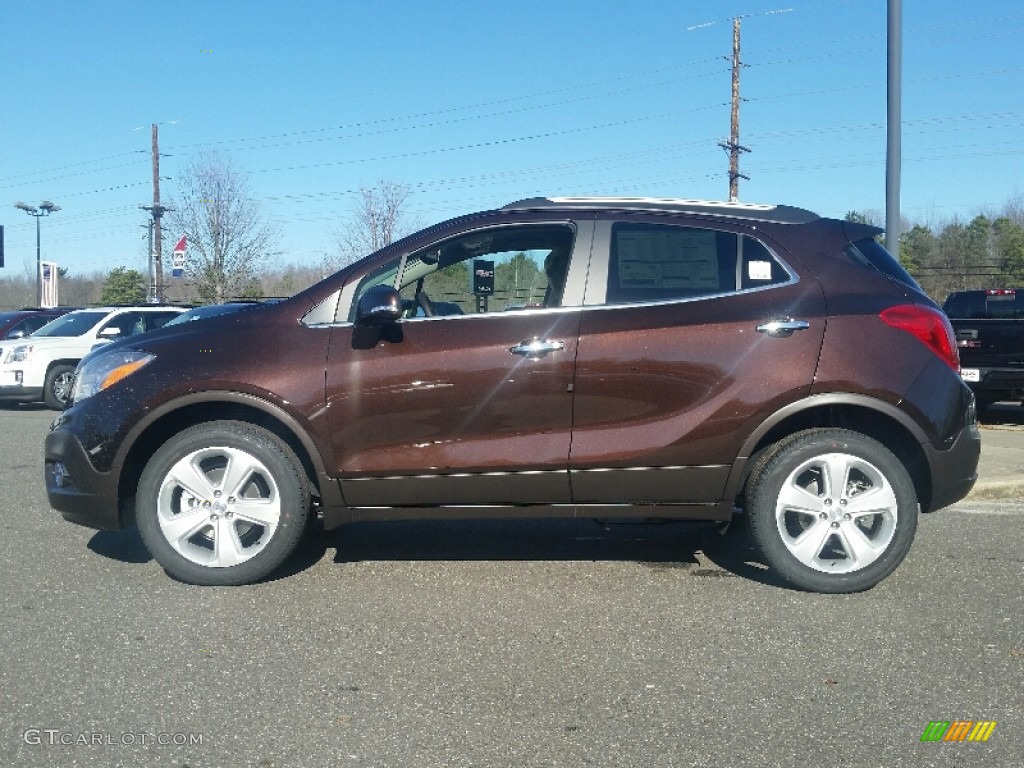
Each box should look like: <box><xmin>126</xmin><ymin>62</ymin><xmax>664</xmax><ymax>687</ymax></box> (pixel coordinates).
<box><xmin>842</xmin><ymin>238</ymin><xmax>921</xmax><ymax>292</ymax></box>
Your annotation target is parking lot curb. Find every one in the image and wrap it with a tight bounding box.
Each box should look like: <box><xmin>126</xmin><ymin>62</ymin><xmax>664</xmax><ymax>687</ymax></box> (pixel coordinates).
<box><xmin>966</xmin><ymin>481</ymin><xmax>1024</xmax><ymax>502</ymax></box>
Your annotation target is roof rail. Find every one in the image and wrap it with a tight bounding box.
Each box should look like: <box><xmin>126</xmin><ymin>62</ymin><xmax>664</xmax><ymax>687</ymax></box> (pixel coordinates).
<box><xmin>501</xmin><ymin>196</ymin><xmax>819</xmax><ymax>224</ymax></box>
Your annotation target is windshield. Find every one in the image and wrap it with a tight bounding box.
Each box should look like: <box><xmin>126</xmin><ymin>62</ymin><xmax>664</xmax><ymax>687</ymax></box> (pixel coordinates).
<box><xmin>31</xmin><ymin>311</ymin><xmax>107</xmax><ymax>338</ymax></box>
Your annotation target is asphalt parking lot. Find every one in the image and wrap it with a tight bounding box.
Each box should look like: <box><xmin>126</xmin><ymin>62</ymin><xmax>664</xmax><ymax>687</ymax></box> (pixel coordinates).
<box><xmin>0</xmin><ymin>405</ymin><xmax>1021</xmax><ymax>768</ymax></box>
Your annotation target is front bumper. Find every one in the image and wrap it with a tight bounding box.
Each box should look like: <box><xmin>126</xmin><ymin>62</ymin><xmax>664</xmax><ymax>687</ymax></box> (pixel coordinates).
<box><xmin>0</xmin><ymin>360</ymin><xmax>45</xmax><ymax>400</ymax></box>
<box><xmin>0</xmin><ymin>383</ymin><xmax>43</xmax><ymax>403</ymax></box>
<box><xmin>44</xmin><ymin>426</ymin><xmax>123</xmax><ymax>531</ymax></box>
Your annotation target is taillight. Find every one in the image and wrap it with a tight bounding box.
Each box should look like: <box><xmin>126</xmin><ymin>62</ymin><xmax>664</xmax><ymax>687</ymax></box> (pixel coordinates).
<box><xmin>879</xmin><ymin>304</ymin><xmax>960</xmax><ymax>371</ymax></box>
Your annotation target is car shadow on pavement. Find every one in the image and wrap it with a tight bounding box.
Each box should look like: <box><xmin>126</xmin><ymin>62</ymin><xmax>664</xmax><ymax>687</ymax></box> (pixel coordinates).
<box><xmin>87</xmin><ymin>528</ymin><xmax>153</xmax><ymax>564</ymax></box>
<box><xmin>0</xmin><ymin>402</ymin><xmax>50</xmax><ymax>412</ymax></box>
<box><xmin>321</xmin><ymin>517</ymin><xmax>791</xmax><ymax>589</ymax></box>
<box><xmin>82</xmin><ymin>516</ymin><xmax>791</xmax><ymax>589</ymax></box>
<box><xmin>86</xmin><ymin>524</ymin><xmax>329</xmax><ymax>581</ymax></box>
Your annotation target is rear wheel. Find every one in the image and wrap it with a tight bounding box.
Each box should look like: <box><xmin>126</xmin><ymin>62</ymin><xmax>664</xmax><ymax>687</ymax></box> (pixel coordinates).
<box><xmin>746</xmin><ymin>429</ymin><xmax>918</xmax><ymax>593</ymax></box>
<box><xmin>136</xmin><ymin>421</ymin><xmax>311</xmax><ymax>586</ymax></box>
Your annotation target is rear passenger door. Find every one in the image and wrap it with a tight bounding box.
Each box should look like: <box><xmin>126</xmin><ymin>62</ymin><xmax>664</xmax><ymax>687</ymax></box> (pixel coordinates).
<box><xmin>569</xmin><ymin>217</ymin><xmax>826</xmax><ymax>504</ymax></box>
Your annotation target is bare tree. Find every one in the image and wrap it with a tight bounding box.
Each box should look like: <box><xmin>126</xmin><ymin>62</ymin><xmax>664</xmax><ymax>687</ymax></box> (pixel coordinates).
<box><xmin>0</xmin><ymin>274</ymin><xmax>33</xmax><ymax>309</ymax></box>
<box><xmin>332</xmin><ymin>180</ymin><xmax>416</xmax><ymax>269</ymax></box>
<box><xmin>1003</xmin><ymin>191</ymin><xmax>1024</xmax><ymax>225</ymax></box>
<box><xmin>167</xmin><ymin>153</ymin><xmax>279</xmax><ymax>303</ymax></box>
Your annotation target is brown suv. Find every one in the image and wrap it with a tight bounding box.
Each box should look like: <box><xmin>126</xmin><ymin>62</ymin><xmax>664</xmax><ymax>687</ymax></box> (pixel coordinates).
<box><xmin>44</xmin><ymin>198</ymin><xmax>980</xmax><ymax>591</ymax></box>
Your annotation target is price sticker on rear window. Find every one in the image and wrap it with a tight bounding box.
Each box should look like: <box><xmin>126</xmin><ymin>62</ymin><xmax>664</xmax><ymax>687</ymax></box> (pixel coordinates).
<box><xmin>747</xmin><ymin>260</ymin><xmax>773</xmax><ymax>281</ymax></box>
<box><xmin>960</xmin><ymin>368</ymin><xmax>980</xmax><ymax>382</ymax></box>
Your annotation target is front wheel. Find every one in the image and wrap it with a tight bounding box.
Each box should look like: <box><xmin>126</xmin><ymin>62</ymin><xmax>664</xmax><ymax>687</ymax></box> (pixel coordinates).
<box><xmin>746</xmin><ymin>429</ymin><xmax>918</xmax><ymax>593</ymax></box>
<box><xmin>136</xmin><ymin>421</ymin><xmax>311</xmax><ymax>585</ymax></box>
<box><xmin>44</xmin><ymin>364</ymin><xmax>76</xmax><ymax>410</ymax></box>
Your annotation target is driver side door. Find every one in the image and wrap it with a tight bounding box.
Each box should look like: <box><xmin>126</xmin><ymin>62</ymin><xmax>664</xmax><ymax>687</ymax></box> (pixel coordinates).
<box><xmin>326</xmin><ymin>221</ymin><xmax>590</xmax><ymax>508</ymax></box>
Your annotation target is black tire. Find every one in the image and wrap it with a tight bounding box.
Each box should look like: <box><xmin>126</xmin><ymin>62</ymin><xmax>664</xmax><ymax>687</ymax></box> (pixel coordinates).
<box><xmin>136</xmin><ymin>421</ymin><xmax>311</xmax><ymax>586</ymax></box>
<box><xmin>43</xmin><ymin>364</ymin><xmax>76</xmax><ymax>410</ymax></box>
<box><xmin>974</xmin><ymin>395</ymin><xmax>997</xmax><ymax>412</ymax></box>
<box><xmin>746</xmin><ymin>428</ymin><xmax>918</xmax><ymax>593</ymax></box>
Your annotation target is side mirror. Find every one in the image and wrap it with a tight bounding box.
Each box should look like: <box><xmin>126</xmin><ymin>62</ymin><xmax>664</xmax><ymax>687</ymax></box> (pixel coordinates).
<box><xmin>356</xmin><ymin>286</ymin><xmax>402</xmax><ymax>326</ymax></box>
<box><xmin>99</xmin><ymin>326</ymin><xmax>123</xmax><ymax>338</ymax></box>
<box><xmin>6</xmin><ymin>329</ymin><xmax>27</xmax><ymax>340</ymax></box>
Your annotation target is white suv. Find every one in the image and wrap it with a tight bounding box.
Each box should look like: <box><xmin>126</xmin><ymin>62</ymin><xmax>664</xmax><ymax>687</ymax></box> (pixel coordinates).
<box><xmin>0</xmin><ymin>306</ymin><xmax>184</xmax><ymax>409</ymax></box>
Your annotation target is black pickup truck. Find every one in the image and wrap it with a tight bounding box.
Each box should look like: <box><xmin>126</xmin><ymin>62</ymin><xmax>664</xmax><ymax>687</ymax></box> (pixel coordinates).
<box><xmin>943</xmin><ymin>288</ymin><xmax>1024</xmax><ymax>409</ymax></box>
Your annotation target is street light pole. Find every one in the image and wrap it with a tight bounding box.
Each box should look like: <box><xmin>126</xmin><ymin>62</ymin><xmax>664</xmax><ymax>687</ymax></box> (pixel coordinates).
<box><xmin>14</xmin><ymin>200</ymin><xmax>61</xmax><ymax>306</ymax></box>
<box><xmin>886</xmin><ymin>0</ymin><xmax>902</xmax><ymax>259</ymax></box>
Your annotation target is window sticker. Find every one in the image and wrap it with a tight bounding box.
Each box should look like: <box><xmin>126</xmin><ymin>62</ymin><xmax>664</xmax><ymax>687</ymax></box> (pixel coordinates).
<box><xmin>747</xmin><ymin>260</ymin><xmax>773</xmax><ymax>281</ymax></box>
<box><xmin>617</xmin><ymin>229</ymin><xmax>719</xmax><ymax>290</ymax></box>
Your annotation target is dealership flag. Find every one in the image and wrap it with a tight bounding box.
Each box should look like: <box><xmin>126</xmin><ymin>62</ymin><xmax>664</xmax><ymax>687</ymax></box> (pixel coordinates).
<box><xmin>41</xmin><ymin>261</ymin><xmax>59</xmax><ymax>307</ymax></box>
<box><xmin>172</xmin><ymin>235</ymin><xmax>187</xmax><ymax>278</ymax></box>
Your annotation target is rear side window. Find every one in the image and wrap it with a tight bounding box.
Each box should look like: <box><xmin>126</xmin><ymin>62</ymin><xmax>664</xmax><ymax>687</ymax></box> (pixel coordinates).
<box><xmin>606</xmin><ymin>223</ymin><xmax>790</xmax><ymax>304</ymax></box>
<box><xmin>843</xmin><ymin>238</ymin><xmax>921</xmax><ymax>291</ymax></box>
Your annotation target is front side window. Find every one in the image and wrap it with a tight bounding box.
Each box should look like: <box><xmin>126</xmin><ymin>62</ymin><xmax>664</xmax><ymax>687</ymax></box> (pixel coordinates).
<box><xmin>4</xmin><ymin>317</ymin><xmax>45</xmax><ymax>338</ymax></box>
<box><xmin>100</xmin><ymin>312</ymin><xmax>146</xmax><ymax>338</ymax></box>
<box><xmin>145</xmin><ymin>312</ymin><xmax>181</xmax><ymax>331</ymax></box>
<box><xmin>351</xmin><ymin>224</ymin><xmax>575</xmax><ymax>320</ymax></box>
<box><xmin>23</xmin><ymin>317</ymin><xmax>51</xmax><ymax>335</ymax></box>
<box><xmin>605</xmin><ymin>223</ymin><xmax>790</xmax><ymax>305</ymax></box>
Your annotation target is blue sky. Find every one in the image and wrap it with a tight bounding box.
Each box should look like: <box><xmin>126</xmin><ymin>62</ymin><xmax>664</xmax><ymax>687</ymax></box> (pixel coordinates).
<box><xmin>1</xmin><ymin>0</ymin><xmax>1022</xmax><ymax>279</ymax></box>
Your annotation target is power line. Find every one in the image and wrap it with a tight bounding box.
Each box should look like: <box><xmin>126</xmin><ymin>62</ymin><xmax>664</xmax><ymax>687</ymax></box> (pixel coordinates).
<box><xmin>5</xmin><ymin>14</ymin><xmax>1018</xmax><ymax>191</ymax></box>
<box><xmin>163</xmin><ymin>70</ymin><xmax>729</xmax><ymax>157</ymax></box>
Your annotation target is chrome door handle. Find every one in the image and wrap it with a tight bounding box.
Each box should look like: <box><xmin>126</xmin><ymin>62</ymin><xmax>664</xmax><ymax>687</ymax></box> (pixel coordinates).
<box><xmin>756</xmin><ymin>319</ymin><xmax>810</xmax><ymax>338</ymax></box>
<box><xmin>510</xmin><ymin>338</ymin><xmax>565</xmax><ymax>357</ymax></box>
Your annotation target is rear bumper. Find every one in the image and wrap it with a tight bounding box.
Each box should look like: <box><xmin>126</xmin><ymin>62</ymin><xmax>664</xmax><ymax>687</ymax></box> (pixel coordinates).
<box><xmin>923</xmin><ymin>421</ymin><xmax>981</xmax><ymax>512</ymax></box>
<box><xmin>960</xmin><ymin>366</ymin><xmax>1024</xmax><ymax>399</ymax></box>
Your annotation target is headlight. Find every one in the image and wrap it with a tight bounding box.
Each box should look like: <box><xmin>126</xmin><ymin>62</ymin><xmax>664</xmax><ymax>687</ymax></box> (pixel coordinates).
<box><xmin>4</xmin><ymin>344</ymin><xmax>32</xmax><ymax>364</ymax></box>
<box><xmin>72</xmin><ymin>348</ymin><xmax>155</xmax><ymax>403</ymax></box>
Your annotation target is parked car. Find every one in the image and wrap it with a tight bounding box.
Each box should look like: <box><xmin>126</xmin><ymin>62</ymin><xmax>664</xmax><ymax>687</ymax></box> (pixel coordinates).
<box><xmin>163</xmin><ymin>300</ymin><xmax>280</xmax><ymax>326</ymax></box>
<box><xmin>0</xmin><ymin>305</ymin><xmax>185</xmax><ymax>409</ymax></box>
<box><xmin>942</xmin><ymin>288</ymin><xmax>1024</xmax><ymax>409</ymax></box>
<box><xmin>45</xmin><ymin>197</ymin><xmax>980</xmax><ymax>591</ymax></box>
<box><xmin>0</xmin><ymin>307</ymin><xmax>77</xmax><ymax>340</ymax></box>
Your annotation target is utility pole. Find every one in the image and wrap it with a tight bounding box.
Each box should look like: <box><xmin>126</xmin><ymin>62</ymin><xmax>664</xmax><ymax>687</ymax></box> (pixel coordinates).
<box><xmin>718</xmin><ymin>17</ymin><xmax>749</xmax><ymax>202</ymax></box>
<box><xmin>140</xmin><ymin>124</ymin><xmax>171</xmax><ymax>303</ymax></box>
<box><xmin>141</xmin><ymin>221</ymin><xmax>154</xmax><ymax>291</ymax></box>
